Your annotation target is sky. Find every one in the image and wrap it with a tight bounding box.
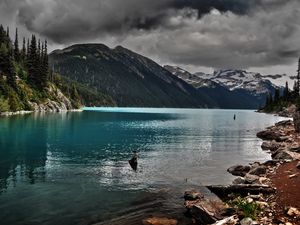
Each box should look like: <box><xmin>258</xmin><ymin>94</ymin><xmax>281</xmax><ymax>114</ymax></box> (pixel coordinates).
<box><xmin>1</xmin><ymin>0</ymin><xmax>300</xmax><ymax>75</ymax></box>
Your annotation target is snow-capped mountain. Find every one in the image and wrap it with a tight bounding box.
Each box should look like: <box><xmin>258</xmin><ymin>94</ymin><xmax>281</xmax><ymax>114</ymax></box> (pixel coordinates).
<box><xmin>195</xmin><ymin>69</ymin><xmax>294</xmax><ymax>93</ymax></box>
<box><xmin>164</xmin><ymin>65</ymin><xmax>289</xmax><ymax>109</ymax></box>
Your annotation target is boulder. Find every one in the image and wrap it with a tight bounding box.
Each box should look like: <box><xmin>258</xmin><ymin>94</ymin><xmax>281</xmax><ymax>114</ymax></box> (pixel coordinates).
<box><xmin>257</xmin><ymin>130</ymin><xmax>281</xmax><ymax>141</ymax></box>
<box><xmin>289</xmin><ymin>144</ymin><xmax>300</xmax><ymax>153</ymax></box>
<box><xmin>262</xmin><ymin>160</ymin><xmax>279</xmax><ymax>167</ymax></box>
<box><xmin>232</xmin><ymin>177</ymin><xmax>246</xmax><ymax>185</ymax></box>
<box><xmin>276</xmin><ymin>136</ymin><xmax>289</xmax><ymax>142</ymax></box>
<box><xmin>206</xmin><ymin>184</ymin><xmax>275</xmax><ymax>200</ymax></box>
<box><xmin>142</xmin><ymin>217</ymin><xmax>178</xmax><ymax>225</ymax></box>
<box><xmin>227</xmin><ymin>165</ymin><xmax>251</xmax><ymax>177</ymax></box>
<box><xmin>248</xmin><ymin>166</ymin><xmax>267</xmax><ymax>176</ymax></box>
<box><xmin>185</xmin><ymin>198</ymin><xmax>226</xmax><ymax>224</ymax></box>
<box><xmin>271</xmin><ymin>150</ymin><xmax>294</xmax><ymax>160</ymax></box>
<box><xmin>275</xmin><ymin>120</ymin><xmax>293</xmax><ymax>127</ymax></box>
<box><xmin>244</xmin><ymin>174</ymin><xmax>260</xmax><ymax>184</ymax></box>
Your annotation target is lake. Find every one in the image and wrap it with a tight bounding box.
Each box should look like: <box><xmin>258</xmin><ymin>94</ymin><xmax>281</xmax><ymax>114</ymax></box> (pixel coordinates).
<box><xmin>0</xmin><ymin>108</ymin><xmax>285</xmax><ymax>225</ymax></box>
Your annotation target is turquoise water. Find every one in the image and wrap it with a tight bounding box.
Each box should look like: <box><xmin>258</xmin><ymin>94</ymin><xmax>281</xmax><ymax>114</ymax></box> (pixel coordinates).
<box><xmin>0</xmin><ymin>108</ymin><xmax>284</xmax><ymax>225</ymax></box>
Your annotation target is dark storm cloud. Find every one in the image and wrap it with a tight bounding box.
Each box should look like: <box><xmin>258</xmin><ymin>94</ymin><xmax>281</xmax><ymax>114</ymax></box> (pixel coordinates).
<box><xmin>1</xmin><ymin>0</ymin><xmax>300</xmax><ymax>70</ymax></box>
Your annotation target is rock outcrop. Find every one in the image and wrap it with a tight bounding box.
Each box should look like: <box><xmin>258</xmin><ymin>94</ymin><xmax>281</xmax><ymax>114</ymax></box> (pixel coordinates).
<box><xmin>29</xmin><ymin>84</ymin><xmax>75</xmax><ymax>112</ymax></box>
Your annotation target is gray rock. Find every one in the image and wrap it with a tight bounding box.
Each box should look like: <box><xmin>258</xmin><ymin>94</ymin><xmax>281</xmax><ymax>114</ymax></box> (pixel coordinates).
<box><xmin>227</xmin><ymin>165</ymin><xmax>251</xmax><ymax>177</ymax></box>
<box><xmin>240</xmin><ymin>217</ymin><xmax>253</xmax><ymax>225</ymax></box>
<box><xmin>257</xmin><ymin>130</ymin><xmax>281</xmax><ymax>141</ymax></box>
<box><xmin>271</xmin><ymin>150</ymin><xmax>294</xmax><ymax>160</ymax></box>
<box><xmin>276</xmin><ymin>136</ymin><xmax>289</xmax><ymax>142</ymax></box>
<box><xmin>185</xmin><ymin>198</ymin><xmax>226</xmax><ymax>224</ymax></box>
<box><xmin>262</xmin><ymin>160</ymin><xmax>279</xmax><ymax>167</ymax></box>
<box><xmin>275</xmin><ymin>120</ymin><xmax>293</xmax><ymax>126</ymax></box>
<box><xmin>248</xmin><ymin>166</ymin><xmax>267</xmax><ymax>176</ymax></box>
<box><xmin>244</xmin><ymin>174</ymin><xmax>260</xmax><ymax>184</ymax></box>
<box><xmin>289</xmin><ymin>145</ymin><xmax>300</xmax><ymax>153</ymax></box>
<box><xmin>232</xmin><ymin>177</ymin><xmax>246</xmax><ymax>185</ymax></box>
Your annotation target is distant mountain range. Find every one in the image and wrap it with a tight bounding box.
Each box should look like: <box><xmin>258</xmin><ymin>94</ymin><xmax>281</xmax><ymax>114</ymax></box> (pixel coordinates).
<box><xmin>164</xmin><ymin>66</ymin><xmax>292</xmax><ymax>109</ymax></box>
<box><xmin>49</xmin><ymin>43</ymin><xmax>291</xmax><ymax>109</ymax></box>
<box><xmin>49</xmin><ymin>44</ymin><xmax>215</xmax><ymax>108</ymax></box>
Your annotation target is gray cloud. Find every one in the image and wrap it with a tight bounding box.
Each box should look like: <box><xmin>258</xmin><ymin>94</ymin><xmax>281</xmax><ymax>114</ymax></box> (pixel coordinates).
<box><xmin>1</xmin><ymin>0</ymin><xmax>300</xmax><ymax>72</ymax></box>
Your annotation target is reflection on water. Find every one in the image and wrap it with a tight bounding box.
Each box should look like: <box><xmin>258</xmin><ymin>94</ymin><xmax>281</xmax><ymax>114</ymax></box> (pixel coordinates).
<box><xmin>0</xmin><ymin>109</ymin><xmax>285</xmax><ymax>225</ymax></box>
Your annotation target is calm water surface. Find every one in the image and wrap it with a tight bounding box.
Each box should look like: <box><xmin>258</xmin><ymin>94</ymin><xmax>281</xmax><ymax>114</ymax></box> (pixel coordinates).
<box><xmin>0</xmin><ymin>108</ymin><xmax>285</xmax><ymax>225</ymax></box>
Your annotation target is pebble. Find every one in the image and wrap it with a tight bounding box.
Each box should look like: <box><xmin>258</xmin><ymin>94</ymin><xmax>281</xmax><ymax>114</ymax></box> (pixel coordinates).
<box><xmin>286</xmin><ymin>207</ymin><xmax>300</xmax><ymax>217</ymax></box>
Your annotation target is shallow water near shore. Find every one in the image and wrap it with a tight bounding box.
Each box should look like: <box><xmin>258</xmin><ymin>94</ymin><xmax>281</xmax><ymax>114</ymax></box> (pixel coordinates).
<box><xmin>0</xmin><ymin>108</ymin><xmax>285</xmax><ymax>225</ymax></box>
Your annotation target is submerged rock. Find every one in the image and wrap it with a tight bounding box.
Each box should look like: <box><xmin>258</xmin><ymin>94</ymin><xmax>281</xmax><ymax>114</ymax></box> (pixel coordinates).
<box><xmin>184</xmin><ymin>190</ymin><xmax>204</xmax><ymax>201</ymax></box>
<box><xmin>142</xmin><ymin>217</ymin><xmax>178</xmax><ymax>225</ymax></box>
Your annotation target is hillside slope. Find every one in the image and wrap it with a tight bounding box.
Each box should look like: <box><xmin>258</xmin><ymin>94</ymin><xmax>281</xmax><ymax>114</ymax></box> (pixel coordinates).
<box><xmin>49</xmin><ymin>44</ymin><xmax>216</xmax><ymax>108</ymax></box>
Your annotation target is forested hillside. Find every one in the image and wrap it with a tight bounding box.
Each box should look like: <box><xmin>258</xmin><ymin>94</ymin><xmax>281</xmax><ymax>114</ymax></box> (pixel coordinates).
<box><xmin>0</xmin><ymin>25</ymin><xmax>115</xmax><ymax>113</ymax></box>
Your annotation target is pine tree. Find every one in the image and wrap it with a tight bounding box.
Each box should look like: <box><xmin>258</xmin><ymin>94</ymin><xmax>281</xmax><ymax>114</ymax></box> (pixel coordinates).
<box><xmin>293</xmin><ymin>81</ymin><xmax>299</xmax><ymax>97</ymax></box>
<box><xmin>274</xmin><ymin>88</ymin><xmax>280</xmax><ymax>102</ymax></box>
<box><xmin>21</xmin><ymin>37</ymin><xmax>26</xmax><ymax>62</ymax></box>
<box><xmin>284</xmin><ymin>81</ymin><xmax>289</xmax><ymax>100</ymax></box>
<box><xmin>14</xmin><ymin>28</ymin><xmax>20</xmax><ymax>62</ymax></box>
<box><xmin>6</xmin><ymin>27</ymin><xmax>9</xmax><ymax>38</ymax></box>
<box><xmin>268</xmin><ymin>92</ymin><xmax>273</xmax><ymax>105</ymax></box>
<box><xmin>6</xmin><ymin>51</ymin><xmax>17</xmax><ymax>89</ymax></box>
<box><xmin>28</xmin><ymin>35</ymin><xmax>38</xmax><ymax>85</ymax></box>
<box><xmin>41</xmin><ymin>40</ymin><xmax>49</xmax><ymax>86</ymax></box>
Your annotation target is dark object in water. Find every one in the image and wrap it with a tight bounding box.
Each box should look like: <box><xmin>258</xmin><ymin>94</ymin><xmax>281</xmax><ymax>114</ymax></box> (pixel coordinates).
<box><xmin>233</xmin><ymin>114</ymin><xmax>236</xmax><ymax>120</ymax></box>
<box><xmin>129</xmin><ymin>156</ymin><xmax>138</xmax><ymax>171</ymax></box>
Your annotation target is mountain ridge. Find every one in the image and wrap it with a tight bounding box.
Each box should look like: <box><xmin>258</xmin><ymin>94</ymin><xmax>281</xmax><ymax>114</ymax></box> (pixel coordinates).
<box><xmin>164</xmin><ymin>65</ymin><xmax>287</xmax><ymax>109</ymax></box>
<box><xmin>49</xmin><ymin>44</ymin><xmax>216</xmax><ymax>108</ymax></box>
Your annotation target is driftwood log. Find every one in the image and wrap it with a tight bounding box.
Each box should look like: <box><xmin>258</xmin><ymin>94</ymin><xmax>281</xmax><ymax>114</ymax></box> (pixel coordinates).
<box><xmin>206</xmin><ymin>184</ymin><xmax>276</xmax><ymax>200</ymax></box>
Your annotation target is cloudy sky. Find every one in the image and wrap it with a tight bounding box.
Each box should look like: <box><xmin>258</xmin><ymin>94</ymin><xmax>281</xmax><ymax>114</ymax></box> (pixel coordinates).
<box><xmin>1</xmin><ymin>0</ymin><xmax>300</xmax><ymax>75</ymax></box>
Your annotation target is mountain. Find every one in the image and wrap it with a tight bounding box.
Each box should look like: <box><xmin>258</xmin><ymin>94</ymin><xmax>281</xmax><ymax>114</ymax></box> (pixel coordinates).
<box><xmin>49</xmin><ymin>44</ymin><xmax>216</xmax><ymax>108</ymax></box>
<box><xmin>164</xmin><ymin>66</ymin><xmax>285</xmax><ymax>109</ymax></box>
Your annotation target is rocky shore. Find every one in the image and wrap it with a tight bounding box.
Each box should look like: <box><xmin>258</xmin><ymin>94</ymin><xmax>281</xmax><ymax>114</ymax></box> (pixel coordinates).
<box><xmin>142</xmin><ymin>119</ymin><xmax>300</xmax><ymax>225</ymax></box>
<box><xmin>0</xmin><ymin>86</ymin><xmax>83</xmax><ymax>116</ymax></box>
<box><xmin>185</xmin><ymin>119</ymin><xmax>300</xmax><ymax>225</ymax></box>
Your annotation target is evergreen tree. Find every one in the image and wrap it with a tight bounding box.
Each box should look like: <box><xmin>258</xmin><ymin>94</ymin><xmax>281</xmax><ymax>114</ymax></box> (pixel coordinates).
<box><xmin>268</xmin><ymin>92</ymin><xmax>273</xmax><ymax>105</ymax></box>
<box><xmin>21</xmin><ymin>37</ymin><xmax>26</xmax><ymax>62</ymax></box>
<box><xmin>14</xmin><ymin>28</ymin><xmax>20</xmax><ymax>62</ymax></box>
<box><xmin>293</xmin><ymin>81</ymin><xmax>299</xmax><ymax>97</ymax></box>
<box><xmin>274</xmin><ymin>88</ymin><xmax>280</xmax><ymax>102</ymax></box>
<box><xmin>41</xmin><ymin>40</ymin><xmax>49</xmax><ymax>86</ymax></box>
<box><xmin>6</xmin><ymin>27</ymin><xmax>9</xmax><ymax>38</ymax></box>
<box><xmin>6</xmin><ymin>52</ymin><xmax>17</xmax><ymax>89</ymax></box>
<box><xmin>284</xmin><ymin>81</ymin><xmax>289</xmax><ymax>100</ymax></box>
<box><xmin>28</xmin><ymin>35</ymin><xmax>38</xmax><ymax>85</ymax></box>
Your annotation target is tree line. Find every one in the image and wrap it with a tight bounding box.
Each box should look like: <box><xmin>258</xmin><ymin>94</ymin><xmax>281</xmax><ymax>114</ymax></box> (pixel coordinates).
<box><xmin>0</xmin><ymin>25</ymin><xmax>49</xmax><ymax>89</ymax></box>
<box><xmin>263</xmin><ymin>58</ymin><xmax>300</xmax><ymax>111</ymax></box>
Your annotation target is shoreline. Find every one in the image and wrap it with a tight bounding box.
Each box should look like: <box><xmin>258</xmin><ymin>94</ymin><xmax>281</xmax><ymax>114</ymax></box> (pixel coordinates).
<box><xmin>0</xmin><ymin>108</ymin><xmax>84</xmax><ymax>117</ymax></box>
<box><xmin>179</xmin><ymin>118</ymin><xmax>300</xmax><ymax>225</ymax></box>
